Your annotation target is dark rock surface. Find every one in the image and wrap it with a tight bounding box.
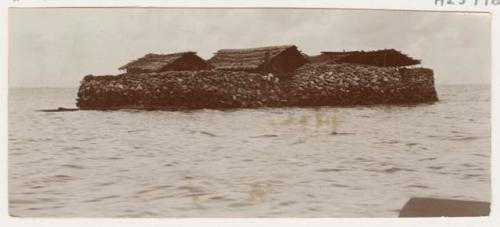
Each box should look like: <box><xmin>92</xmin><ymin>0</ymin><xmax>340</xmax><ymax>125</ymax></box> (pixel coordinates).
<box><xmin>76</xmin><ymin>62</ymin><xmax>438</xmax><ymax>110</ymax></box>
<box><xmin>286</xmin><ymin>63</ymin><xmax>438</xmax><ymax>106</ymax></box>
<box><xmin>399</xmin><ymin>197</ymin><xmax>490</xmax><ymax>217</ymax></box>
<box><xmin>77</xmin><ymin>71</ymin><xmax>285</xmax><ymax>109</ymax></box>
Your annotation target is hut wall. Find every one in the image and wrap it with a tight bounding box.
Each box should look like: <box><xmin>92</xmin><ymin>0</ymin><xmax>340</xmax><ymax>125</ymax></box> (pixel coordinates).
<box><xmin>339</xmin><ymin>53</ymin><xmax>384</xmax><ymax>66</ymax></box>
<box><xmin>208</xmin><ymin>45</ymin><xmax>307</xmax><ymax>75</ymax></box>
<box><xmin>260</xmin><ymin>48</ymin><xmax>308</xmax><ymax>76</ymax></box>
<box><xmin>308</xmin><ymin>54</ymin><xmax>344</xmax><ymax>63</ymax></box>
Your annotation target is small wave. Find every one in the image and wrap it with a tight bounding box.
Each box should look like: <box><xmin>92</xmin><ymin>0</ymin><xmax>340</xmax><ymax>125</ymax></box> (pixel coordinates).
<box><xmin>182</xmin><ymin>129</ymin><xmax>196</xmax><ymax>134</ymax></box>
<box><xmin>27</xmin><ymin>207</ymin><xmax>42</xmax><ymax>211</ymax></box>
<box><xmin>150</xmin><ymin>195</ymin><xmax>174</xmax><ymax>200</ymax></box>
<box><xmin>163</xmin><ymin>162</ymin><xmax>178</xmax><ymax>167</ymax></box>
<box><xmin>461</xmin><ymin>163</ymin><xmax>476</xmax><ymax>168</ymax></box>
<box><xmin>331</xmin><ymin>183</ymin><xmax>349</xmax><ymax>188</ymax></box>
<box><xmin>60</xmin><ymin>164</ymin><xmax>86</xmax><ymax>170</ymax></box>
<box><xmin>250</xmin><ymin>134</ymin><xmax>278</xmax><ymax>138</ymax></box>
<box><xmin>377</xmin><ymin>140</ymin><xmax>399</xmax><ymax>144</ymax></box>
<box><xmin>307</xmin><ymin>207</ymin><xmax>320</xmax><ymax>212</ymax></box>
<box><xmin>383</xmin><ymin>167</ymin><xmax>404</xmax><ymax>173</ymax></box>
<box><xmin>83</xmin><ymin>195</ymin><xmax>120</xmax><ymax>203</ymax></box>
<box><xmin>290</xmin><ymin>140</ymin><xmax>305</xmax><ymax>145</ymax></box>
<box><xmin>428</xmin><ymin>135</ymin><xmax>482</xmax><ymax>141</ymax></box>
<box><xmin>24</xmin><ymin>174</ymin><xmax>75</xmax><ymax>190</ymax></box>
<box><xmin>449</xmin><ymin>136</ymin><xmax>481</xmax><ymax>141</ymax></box>
<box><xmin>43</xmin><ymin>175</ymin><xmax>74</xmax><ymax>183</ymax></box>
<box><xmin>199</xmin><ymin>131</ymin><xmax>217</xmax><ymax>137</ymax></box>
<box><xmin>427</xmin><ymin>166</ymin><xmax>443</xmax><ymax>170</ymax></box>
<box><xmin>229</xmin><ymin>202</ymin><xmax>253</xmax><ymax>208</ymax></box>
<box><xmin>10</xmin><ymin>199</ymin><xmax>38</xmax><ymax>205</ymax></box>
<box><xmin>78</xmin><ymin>137</ymin><xmax>93</xmax><ymax>142</ymax></box>
<box><xmin>178</xmin><ymin>185</ymin><xmax>206</xmax><ymax>195</ymax></box>
<box><xmin>405</xmin><ymin>184</ymin><xmax>429</xmax><ymax>189</ymax></box>
<box><xmin>135</xmin><ymin>185</ymin><xmax>172</xmax><ymax>195</ymax></box>
<box><xmin>473</xmin><ymin>153</ymin><xmax>489</xmax><ymax>158</ymax></box>
<box><xmin>462</xmin><ymin>173</ymin><xmax>483</xmax><ymax>178</ymax></box>
<box><xmin>355</xmin><ymin>157</ymin><xmax>370</xmax><ymax>162</ymax></box>
<box><xmin>97</xmin><ymin>181</ymin><xmax>116</xmax><ymax>186</ymax></box>
<box><xmin>330</xmin><ymin>132</ymin><xmax>354</xmax><ymax>136</ymax></box>
<box><xmin>127</xmin><ymin>129</ymin><xmax>144</xmax><ymax>133</ymax></box>
<box><xmin>367</xmin><ymin>167</ymin><xmax>415</xmax><ymax>174</ymax></box>
<box><xmin>208</xmin><ymin>196</ymin><xmax>234</xmax><ymax>202</ymax></box>
<box><xmin>315</xmin><ymin>168</ymin><xmax>345</xmax><ymax>172</ymax></box>
<box><xmin>279</xmin><ymin>201</ymin><xmax>298</xmax><ymax>206</ymax></box>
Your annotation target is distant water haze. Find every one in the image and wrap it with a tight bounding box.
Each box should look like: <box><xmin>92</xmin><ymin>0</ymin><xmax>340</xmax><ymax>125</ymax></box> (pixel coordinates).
<box><xmin>9</xmin><ymin>8</ymin><xmax>490</xmax><ymax>88</ymax></box>
<box><xmin>8</xmin><ymin>85</ymin><xmax>490</xmax><ymax>217</ymax></box>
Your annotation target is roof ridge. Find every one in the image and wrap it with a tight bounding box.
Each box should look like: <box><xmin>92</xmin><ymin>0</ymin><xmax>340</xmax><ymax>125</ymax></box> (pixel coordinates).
<box><xmin>119</xmin><ymin>51</ymin><xmax>198</xmax><ymax>70</ymax></box>
<box><xmin>321</xmin><ymin>49</ymin><xmax>401</xmax><ymax>54</ymax></box>
<box><xmin>144</xmin><ymin>51</ymin><xmax>196</xmax><ymax>57</ymax></box>
<box><xmin>216</xmin><ymin>45</ymin><xmax>295</xmax><ymax>53</ymax></box>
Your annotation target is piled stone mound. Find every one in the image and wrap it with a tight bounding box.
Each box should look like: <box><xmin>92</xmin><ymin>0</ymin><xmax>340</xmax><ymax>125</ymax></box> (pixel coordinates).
<box><xmin>77</xmin><ymin>70</ymin><xmax>285</xmax><ymax>109</ymax></box>
<box><xmin>76</xmin><ymin>63</ymin><xmax>438</xmax><ymax>110</ymax></box>
<box><xmin>285</xmin><ymin>63</ymin><xmax>438</xmax><ymax>106</ymax></box>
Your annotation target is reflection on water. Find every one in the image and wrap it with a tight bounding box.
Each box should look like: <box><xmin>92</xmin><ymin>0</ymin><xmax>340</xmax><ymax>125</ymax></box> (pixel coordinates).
<box><xmin>8</xmin><ymin>85</ymin><xmax>490</xmax><ymax>217</ymax></box>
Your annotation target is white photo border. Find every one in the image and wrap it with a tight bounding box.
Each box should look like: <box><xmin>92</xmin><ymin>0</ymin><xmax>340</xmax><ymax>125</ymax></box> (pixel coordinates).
<box><xmin>0</xmin><ymin>0</ymin><xmax>497</xmax><ymax>227</ymax></box>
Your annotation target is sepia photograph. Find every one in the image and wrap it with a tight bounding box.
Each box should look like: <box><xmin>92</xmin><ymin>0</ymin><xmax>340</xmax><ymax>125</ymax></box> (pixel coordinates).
<box><xmin>7</xmin><ymin>7</ymin><xmax>491</xmax><ymax>218</ymax></box>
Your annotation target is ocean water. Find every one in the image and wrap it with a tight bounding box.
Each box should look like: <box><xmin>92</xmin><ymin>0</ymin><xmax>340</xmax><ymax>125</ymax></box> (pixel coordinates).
<box><xmin>8</xmin><ymin>85</ymin><xmax>490</xmax><ymax>217</ymax></box>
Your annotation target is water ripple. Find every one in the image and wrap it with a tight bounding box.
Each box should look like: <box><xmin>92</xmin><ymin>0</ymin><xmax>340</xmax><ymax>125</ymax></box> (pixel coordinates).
<box><xmin>8</xmin><ymin>86</ymin><xmax>491</xmax><ymax>217</ymax></box>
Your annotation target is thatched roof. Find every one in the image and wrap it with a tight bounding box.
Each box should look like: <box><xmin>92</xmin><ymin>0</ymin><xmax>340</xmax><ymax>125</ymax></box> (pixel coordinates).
<box><xmin>208</xmin><ymin>45</ymin><xmax>301</xmax><ymax>71</ymax></box>
<box><xmin>311</xmin><ymin>49</ymin><xmax>421</xmax><ymax>67</ymax></box>
<box><xmin>119</xmin><ymin>52</ymin><xmax>200</xmax><ymax>72</ymax></box>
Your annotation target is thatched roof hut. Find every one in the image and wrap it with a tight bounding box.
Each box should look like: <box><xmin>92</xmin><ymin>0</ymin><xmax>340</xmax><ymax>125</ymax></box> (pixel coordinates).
<box><xmin>119</xmin><ymin>52</ymin><xmax>209</xmax><ymax>73</ymax></box>
<box><xmin>309</xmin><ymin>49</ymin><xmax>421</xmax><ymax>67</ymax></box>
<box><xmin>208</xmin><ymin>45</ymin><xmax>309</xmax><ymax>75</ymax></box>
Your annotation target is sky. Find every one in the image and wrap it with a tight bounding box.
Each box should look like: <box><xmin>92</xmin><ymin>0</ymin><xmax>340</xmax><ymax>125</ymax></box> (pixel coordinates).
<box><xmin>9</xmin><ymin>8</ymin><xmax>491</xmax><ymax>87</ymax></box>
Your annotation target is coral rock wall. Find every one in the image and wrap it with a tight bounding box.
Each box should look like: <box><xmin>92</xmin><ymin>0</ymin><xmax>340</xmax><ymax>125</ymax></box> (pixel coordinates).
<box><xmin>76</xmin><ymin>63</ymin><xmax>438</xmax><ymax>109</ymax></box>
<box><xmin>77</xmin><ymin>71</ymin><xmax>284</xmax><ymax>109</ymax></box>
<box><xmin>285</xmin><ymin>63</ymin><xmax>437</xmax><ymax>106</ymax></box>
